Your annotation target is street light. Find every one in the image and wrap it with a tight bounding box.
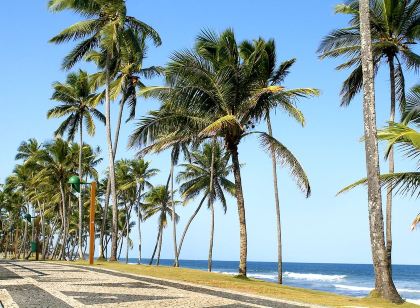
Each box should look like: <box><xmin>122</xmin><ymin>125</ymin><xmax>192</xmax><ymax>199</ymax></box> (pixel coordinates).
<box><xmin>68</xmin><ymin>175</ymin><xmax>97</xmax><ymax>265</ymax></box>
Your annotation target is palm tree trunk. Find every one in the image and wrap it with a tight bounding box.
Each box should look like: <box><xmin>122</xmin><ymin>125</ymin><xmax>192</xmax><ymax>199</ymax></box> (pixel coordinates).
<box><xmin>266</xmin><ymin>113</ymin><xmax>283</xmax><ymax>284</ymax></box>
<box><xmin>170</xmin><ymin>160</ymin><xmax>179</xmax><ymax>267</ymax></box>
<box><xmin>59</xmin><ymin>182</ymin><xmax>67</xmax><ymax>260</ymax></box>
<box><xmin>208</xmin><ymin>137</ymin><xmax>216</xmax><ymax>272</ymax></box>
<box><xmin>177</xmin><ymin>195</ymin><xmax>207</xmax><ymax>259</ymax></box>
<box><xmin>149</xmin><ymin>227</ymin><xmax>161</xmax><ymax>265</ymax></box>
<box><xmin>156</xmin><ymin>227</ymin><xmax>163</xmax><ymax>266</ymax></box>
<box><xmin>20</xmin><ymin>214</ymin><xmax>28</xmax><ymax>257</ymax></box>
<box><xmin>208</xmin><ymin>203</ymin><xmax>215</xmax><ymax>272</ymax></box>
<box><xmin>126</xmin><ymin>206</ymin><xmax>133</xmax><ymax>264</ymax></box>
<box><xmin>359</xmin><ymin>1</ymin><xmax>402</xmax><ymax>303</ymax></box>
<box><xmin>40</xmin><ymin>203</ymin><xmax>46</xmax><ymax>260</ymax></box>
<box><xmin>126</xmin><ymin>227</ymin><xmax>129</xmax><ymax>264</ymax></box>
<box><xmin>386</xmin><ymin>55</ymin><xmax>396</xmax><ymax>269</ymax></box>
<box><xmin>78</xmin><ymin>120</ymin><xmax>84</xmax><ymax>260</ymax></box>
<box><xmin>99</xmin><ymin>101</ymin><xmax>125</xmax><ymax>259</ymax></box>
<box><xmin>137</xmin><ymin>200</ymin><xmax>142</xmax><ymax>264</ymax></box>
<box><xmin>227</xmin><ymin>142</ymin><xmax>247</xmax><ymax>277</ymax></box>
<box><xmin>104</xmin><ymin>56</ymin><xmax>118</xmax><ymax>262</ymax></box>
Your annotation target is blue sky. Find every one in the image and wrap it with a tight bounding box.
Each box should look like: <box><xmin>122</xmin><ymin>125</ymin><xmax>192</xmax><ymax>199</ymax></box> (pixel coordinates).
<box><xmin>1</xmin><ymin>0</ymin><xmax>419</xmax><ymax>265</ymax></box>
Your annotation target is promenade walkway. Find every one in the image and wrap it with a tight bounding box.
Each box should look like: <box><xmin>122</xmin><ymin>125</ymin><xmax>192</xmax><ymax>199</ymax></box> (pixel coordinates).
<box><xmin>0</xmin><ymin>261</ymin><xmax>312</xmax><ymax>308</ymax></box>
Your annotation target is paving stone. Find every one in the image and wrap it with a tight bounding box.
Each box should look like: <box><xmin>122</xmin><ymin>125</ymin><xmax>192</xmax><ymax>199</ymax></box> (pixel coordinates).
<box><xmin>0</xmin><ymin>261</ymin><xmax>310</xmax><ymax>308</ymax></box>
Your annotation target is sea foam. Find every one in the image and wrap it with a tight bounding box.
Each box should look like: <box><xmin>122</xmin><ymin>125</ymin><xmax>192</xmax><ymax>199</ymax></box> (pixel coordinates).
<box><xmin>335</xmin><ymin>285</ymin><xmax>420</xmax><ymax>294</ymax></box>
<box><xmin>406</xmin><ymin>299</ymin><xmax>420</xmax><ymax>305</ymax></box>
<box><xmin>334</xmin><ymin>284</ymin><xmax>373</xmax><ymax>292</ymax></box>
<box><xmin>284</xmin><ymin>272</ymin><xmax>346</xmax><ymax>282</ymax></box>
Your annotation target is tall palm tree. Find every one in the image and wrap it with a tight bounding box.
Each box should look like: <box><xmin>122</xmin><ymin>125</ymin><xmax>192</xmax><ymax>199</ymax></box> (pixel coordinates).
<box><xmin>358</xmin><ymin>0</ymin><xmax>402</xmax><ymax>302</ymax></box>
<box><xmin>49</xmin><ymin>0</ymin><xmax>161</xmax><ymax>261</ymax></box>
<box><xmin>119</xmin><ymin>159</ymin><xmax>158</xmax><ymax>263</ymax></box>
<box><xmin>177</xmin><ymin>141</ymin><xmax>235</xmax><ymax>271</ymax></box>
<box><xmin>130</xmin><ymin>29</ymin><xmax>311</xmax><ymax>277</ymax></box>
<box><xmin>143</xmin><ymin>186</ymin><xmax>179</xmax><ymax>265</ymax></box>
<box><xmin>47</xmin><ymin>70</ymin><xmax>104</xmax><ymax>259</ymax></box>
<box><xmin>240</xmin><ymin>38</ymin><xmax>318</xmax><ymax>283</ymax></box>
<box><xmin>318</xmin><ymin>0</ymin><xmax>420</xmax><ymax>265</ymax></box>
<box><xmin>85</xmin><ymin>36</ymin><xmax>162</xmax><ymax>259</ymax></box>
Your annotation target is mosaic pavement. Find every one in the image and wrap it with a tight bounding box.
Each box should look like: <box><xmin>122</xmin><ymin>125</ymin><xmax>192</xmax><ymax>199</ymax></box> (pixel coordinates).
<box><xmin>0</xmin><ymin>261</ymin><xmax>312</xmax><ymax>308</ymax></box>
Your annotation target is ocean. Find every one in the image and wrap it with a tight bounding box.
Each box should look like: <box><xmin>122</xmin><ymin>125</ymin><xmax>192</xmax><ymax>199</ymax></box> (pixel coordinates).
<box><xmin>124</xmin><ymin>258</ymin><xmax>420</xmax><ymax>305</ymax></box>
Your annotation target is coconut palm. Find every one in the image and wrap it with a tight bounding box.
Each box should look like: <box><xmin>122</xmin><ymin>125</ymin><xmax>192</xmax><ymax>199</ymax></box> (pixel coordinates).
<box><xmin>5</xmin><ymin>164</ymin><xmax>34</xmax><ymax>257</ymax></box>
<box><xmin>35</xmin><ymin>139</ymin><xmax>77</xmax><ymax>260</ymax></box>
<box><xmin>130</xmin><ymin>29</ymin><xmax>311</xmax><ymax>277</ymax></box>
<box><xmin>176</xmin><ymin>141</ymin><xmax>235</xmax><ymax>271</ymax></box>
<box><xmin>240</xmin><ymin>38</ymin><xmax>318</xmax><ymax>283</ymax></box>
<box><xmin>49</xmin><ymin>0</ymin><xmax>161</xmax><ymax>261</ymax></box>
<box><xmin>143</xmin><ymin>185</ymin><xmax>179</xmax><ymax>266</ymax></box>
<box><xmin>118</xmin><ymin>159</ymin><xmax>158</xmax><ymax>263</ymax></box>
<box><xmin>85</xmin><ymin>36</ymin><xmax>162</xmax><ymax>259</ymax></box>
<box><xmin>318</xmin><ymin>0</ymin><xmax>420</xmax><ymax>266</ymax></box>
<box><xmin>47</xmin><ymin>70</ymin><xmax>104</xmax><ymax>259</ymax></box>
<box><xmin>354</xmin><ymin>0</ymin><xmax>402</xmax><ymax>302</ymax></box>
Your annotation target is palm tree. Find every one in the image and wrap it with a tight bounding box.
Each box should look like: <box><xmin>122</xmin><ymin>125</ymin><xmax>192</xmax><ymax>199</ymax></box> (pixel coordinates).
<box><xmin>318</xmin><ymin>0</ymin><xmax>420</xmax><ymax>266</ymax></box>
<box><xmin>49</xmin><ymin>0</ymin><xmax>161</xmax><ymax>261</ymax></box>
<box><xmin>130</xmin><ymin>29</ymin><xmax>311</xmax><ymax>277</ymax></box>
<box><xmin>240</xmin><ymin>38</ymin><xmax>318</xmax><ymax>283</ymax></box>
<box><xmin>85</xmin><ymin>36</ymin><xmax>162</xmax><ymax>259</ymax></box>
<box><xmin>119</xmin><ymin>159</ymin><xmax>158</xmax><ymax>263</ymax></box>
<box><xmin>177</xmin><ymin>141</ymin><xmax>235</xmax><ymax>271</ymax></box>
<box><xmin>47</xmin><ymin>70</ymin><xmax>104</xmax><ymax>259</ymax></box>
<box><xmin>358</xmin><ymin>0</ymin><xmax>402</xmax><ymax>302</ymax></box>
<box><xmin>143</xmin><ymin>186</ymin><xmax>179</xmax><ymax>265</ymax></box>
<box><xmin>5</xmin><ymin>164</ymin><xmax>34</xmax><ymax>257</ymax></box>
<box><xmin>36</xmin><ymin>139</ymin><xmax>77</xmax><ymax>260</ymax></box>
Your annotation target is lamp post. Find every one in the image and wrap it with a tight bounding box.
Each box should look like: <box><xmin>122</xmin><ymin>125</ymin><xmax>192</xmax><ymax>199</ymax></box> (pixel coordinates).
<box><xmin>68</xmin><ymin>176</ymin><xmax>96</xmax><ymax>265</ymax></box>
<box><xmin>23</xmin><ymin>214</ymin><xmax>40</xmax><ymax>260</ymax></box>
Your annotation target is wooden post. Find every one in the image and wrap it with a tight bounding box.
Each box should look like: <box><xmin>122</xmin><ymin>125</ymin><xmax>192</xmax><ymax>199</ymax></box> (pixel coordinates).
<box><xmin>89</xmin><ymin>182</ymin><xmax>96</xmax><ymax>265</ymax></box>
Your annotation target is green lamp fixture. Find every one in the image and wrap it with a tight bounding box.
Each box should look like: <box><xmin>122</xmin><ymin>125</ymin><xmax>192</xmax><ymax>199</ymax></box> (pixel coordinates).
<box><xmin>68</xmin><ymin>175</ymin><xmax>82</xmax><ymax>193</ymax></box>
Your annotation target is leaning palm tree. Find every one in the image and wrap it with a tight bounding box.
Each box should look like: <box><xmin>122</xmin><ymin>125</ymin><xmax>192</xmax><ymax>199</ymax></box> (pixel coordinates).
<box><xmin>130</xmin><ymin>29</ymin><xmax>311</xmax><ymax>277</ymax></box>
<box><xmin>47</xmin><ymin>70</ymin><xmax>104</xmax><ymax>259</ymax></box>
<box><xmin>177</xmin><ymin>141</ymin><xmax>235</xmax><ymax>271</ymax></box>
<box><xmin>349</xmin><ymin>0</ymin><xmax>402</xmax><ymax>302</ymax></box>
<box><xmin>240</xmin><ymin>38</ymin><xmax>318</xmax><ymax>283</ymax></box>
<box><xmin>49</xmin><ymin>0</ymin><xmax>161</xmax><ymax>261</ymax></box>
<box><xmin>143</xmin><ymin>186</ymin><xmax>179</xmax><ymax>266</ymax></box>
<box><xmin>318</xmin><ymin>0</ymin><xmax>420</xmax><ymax>266</ymax></box>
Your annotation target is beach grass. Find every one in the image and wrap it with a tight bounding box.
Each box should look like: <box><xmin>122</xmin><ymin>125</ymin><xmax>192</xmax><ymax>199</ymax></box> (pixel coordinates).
<box><xmin>56</xmin><ymin>260</ymin><xmax>418</xmax><ymax>308</ymax></box>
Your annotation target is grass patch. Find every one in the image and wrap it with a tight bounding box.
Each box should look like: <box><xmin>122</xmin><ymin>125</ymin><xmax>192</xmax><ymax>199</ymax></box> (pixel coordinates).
<box><xmin>52</xmin><ymin>260</ymin><xmax>417</xmax><ymax>308</ymax></box>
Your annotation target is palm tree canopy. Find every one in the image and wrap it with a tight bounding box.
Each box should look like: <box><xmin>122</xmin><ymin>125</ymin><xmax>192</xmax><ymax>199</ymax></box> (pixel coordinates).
<box><xmin>318</xmin><ymin>0</ymin><xmax>420</xmax><ymax>107</ymax></box>
<box><xmin>177</xmin><ymin>142</ymin><xmax>235</xmax><ymax>212</ymax></box>
<box><xmin>47</xmin><ymin>70</ymin><xmax>105</xmax><ymax>140</ymax></box>
<box><xmin>130</xmin><ymin>29</ymin><xmax>313</xmax><ymax>197</ymax></box>
<box><xmin>49</xmin><ymin>0</ymin><xmax>161</xmax><ymax>70</ymax></box>
<box><xmin>143</xmin><ymin>185</ymin><xmax>180</xmax><ymax>228</ymax></box>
